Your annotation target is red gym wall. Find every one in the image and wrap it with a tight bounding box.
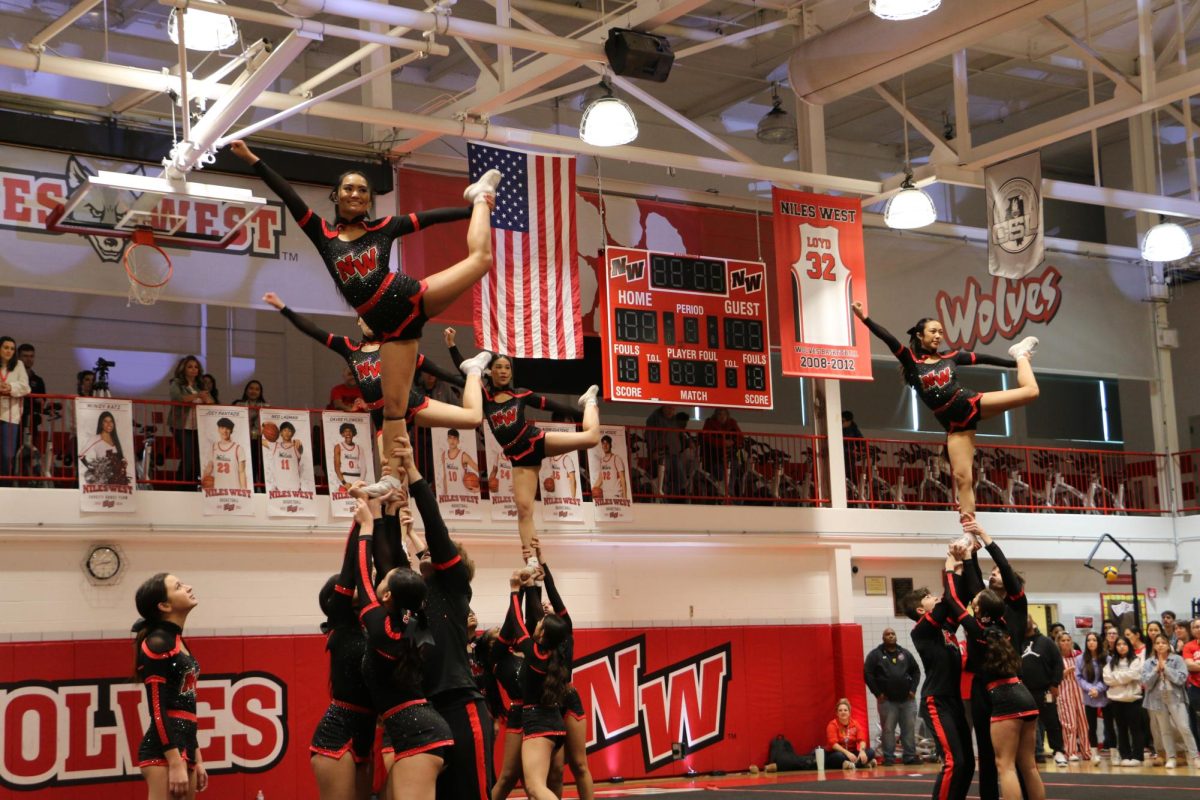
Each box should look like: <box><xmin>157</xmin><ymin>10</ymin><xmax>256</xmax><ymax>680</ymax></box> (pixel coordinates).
<box><xmin>0</xmin><ymin>624</ymin><xmax>864</xmax><ymax>798</ymax></box>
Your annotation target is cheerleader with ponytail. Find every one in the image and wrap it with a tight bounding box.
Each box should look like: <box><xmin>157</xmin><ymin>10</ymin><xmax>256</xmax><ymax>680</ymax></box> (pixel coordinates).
<box><xmin>943</xmin><ymin>544</ymin><xmax>1043</xmax><ymax>800</ymax></box>
<box><xmin>502</xmin><ymin>568</ymin><xmax>573</xmax><ymax>800</ymax></box>
<box><xmin>131</xmin><ymin>573</ymin><xmax>207</xmax><ymax>799</ymax></box>
<box><xmin>350</xmin><ymin>495</ymin><xmax>453</xmax><ymax>800</ymax></box>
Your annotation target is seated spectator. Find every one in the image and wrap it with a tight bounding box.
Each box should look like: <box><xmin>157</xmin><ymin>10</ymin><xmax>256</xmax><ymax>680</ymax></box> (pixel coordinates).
<box><xmin>825</xmin><ymin>698</ymin><xmax>876</xmax><ymax>770</ymax></box>
<box><xmin>328</xmin><ymin>366</ymin><xmax>364</xmax><ymax>412</ymax></box>
<box><xmin>168</xmin><ymin>355</ymin><xmax>214</xmax><ymax>485</ymax></box>
<box><xmin>201</xmin><ymin>373</ymin><xmax>221</xmax><ymax>405</ymax></box>
<box><xmin>0</xmin><ymin>336</ymin><xmax>32</xmax><ymax>483</ymax></box>
<box><xmin>234</xmin><ymin>380</ymin><xmax>270</xmax><ymax>485</ymax></box>
<box><xmin>842</xmin><ymin>410</ymin><xmax>866</xmax><ymax>479</ymax></box>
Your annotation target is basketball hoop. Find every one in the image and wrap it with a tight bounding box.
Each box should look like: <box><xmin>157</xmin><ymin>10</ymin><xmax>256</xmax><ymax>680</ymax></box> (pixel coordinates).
<box><xmin>124</xmin><ymin>228</ymin><xmax>173</xmax><ymax>306</ymax></box>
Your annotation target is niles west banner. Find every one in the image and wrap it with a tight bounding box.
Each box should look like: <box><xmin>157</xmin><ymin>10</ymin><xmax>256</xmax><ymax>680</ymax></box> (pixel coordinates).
<box><xmin>0</xmin><ymin>625</ymin><xmax>863</xmax><ymax>797</ymax></box>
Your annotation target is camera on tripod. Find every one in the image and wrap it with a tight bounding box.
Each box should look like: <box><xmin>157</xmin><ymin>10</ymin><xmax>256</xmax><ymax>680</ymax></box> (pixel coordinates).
<box><xmin>93</xmin><ymin>357</ymin><xmax>117</xmax><ymax>396</ymax></box>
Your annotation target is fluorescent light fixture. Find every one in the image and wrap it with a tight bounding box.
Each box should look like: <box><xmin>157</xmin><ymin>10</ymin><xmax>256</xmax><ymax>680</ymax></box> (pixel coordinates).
<box><xmin>579</xmin><ymin>81</ymin><xmax>638</xmax><ymax>147</ymax></box>
<box><xmin>1140</xmin><ymin>218</ymin><xmax>1193</xmax><ymax>262</ymax></box>
<box><xmin>168</xmin><ymin>1</ymin><xmax>239</xmax><ymax>52</ymax></box>
<box><xmin>870</xmin><ymin>0</ymin><xmax>942</xmax><ymax>21</ymax></box>
<box><xmin>884</xmin><ymin>176</ymin><xmax>937</xmax><ymax>229</ymax></box>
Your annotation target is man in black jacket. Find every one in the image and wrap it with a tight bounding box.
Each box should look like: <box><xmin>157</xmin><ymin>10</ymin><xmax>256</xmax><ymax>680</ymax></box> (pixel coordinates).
<box><xmin>864</xmin><ymin>628</ymin><xmax>921</xmax><ymax>765</ymax></box>
<box><xmin>1022</xmin><ymin>618</ymin><xmax>1065</xmax><ymax>765</ymax></box>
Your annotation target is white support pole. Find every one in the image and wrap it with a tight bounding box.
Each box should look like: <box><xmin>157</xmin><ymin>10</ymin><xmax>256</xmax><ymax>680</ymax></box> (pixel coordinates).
<box><xmin>360</xmin><ymin>19</ymin><xmax>395</xmax><ymax>147</ymax></box>
<box><xmin>827</xmin><ymin>546</ymin><xmax>855</xmax><ymax>624</ymax></box>
<box><xmin>952</xmin><ymin>49</ymin><xmax>972</xmax><ymax>156</ymax></box>
<box><xmin>495</xmin><ymin>0</ymin><xmax>512</xmax><ymax>91</ymax></box>
<box><xmin>170</xmin><ymin>31</ymin><xmax>316</xmax><ymax>176</ymax></box>
<box><xmin>1137</xmin><ymin>0</ymin><xmax>1157</xmax><ymax>100</ymax></box>
<box><xmin>872</xmin><ymin>84</ymin><xmax>956</xmax><ymax>162</ymax></box>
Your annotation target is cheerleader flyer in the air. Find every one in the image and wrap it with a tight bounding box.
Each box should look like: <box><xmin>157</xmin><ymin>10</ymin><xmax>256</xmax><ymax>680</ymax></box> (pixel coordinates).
<box><xmin>431</xmin><ymin>426</ymin><xmax>483</xmax><ymax>521</ymax></box>
<box><xmin>260</xmin><ymin>408</ymin><xmax>316</xmax><ymax>517</ymax></box>
<box><xmin>586</xmin><ymin>425</ymin><xmax>633</xmax><ymax>523</ymax></box>
<box><xmin>75</xmin><ymin>397</ymin><xmax>137</xmax><ymax>512</ymax></box>
<box><xmin>197</xmin><ymin>405</ymin><xmax>254</xmax><ymax>516</ymax></box>
<box><xmin>538</xmin><ymin>422</ymin><xmax>585</xmax><ymax>524</ymax></box>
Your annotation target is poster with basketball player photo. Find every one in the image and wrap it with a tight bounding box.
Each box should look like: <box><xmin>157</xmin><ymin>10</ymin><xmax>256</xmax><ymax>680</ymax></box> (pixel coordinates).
<box><xmin>197</xmin><ymin>406</ymin><xmax>254</xmax><ymax>516</ymax></box>
<box><xmin>260</xmin><ymin>409</ymin><xmax>316</xmax><ymax>517</ymax></box>
<box><xmin>538</xmin><ymin>422</ymin><xmax>586</xmax><ymax>524</ymax></box>
<box><xmin>771</xmin><ymin>188</ymin><xmax>873</xmax><ymax>381</ymax></box>
<box><xmin>321</xmin><ymin>411</ymin><xmax>375</xmax><ymax>518</ymax></box>
<box><xmin>586</xmin><ymin>425</ymin><xmax>633</xmax><ymax>523</ymax></box>
<box><xmin>74</xmin><ymin>397</ymin><xmax>137</xmax><ymax>513</ymax></box>
<box><xmin>430</xmin><ymin>426</ymin><xmax>483</xmax><ymax>521</ymax></box>
<box><xmin>483</xmin><ymin>425</ymin><xmax>516</xmax><ymax>523</ymax></box>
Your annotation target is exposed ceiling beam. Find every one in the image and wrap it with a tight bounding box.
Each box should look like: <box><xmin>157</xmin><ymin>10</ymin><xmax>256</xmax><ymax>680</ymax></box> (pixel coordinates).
<box><xmin>872</xmin><ymin>84</ymin><xmax>957</xmax><ymax>161</ymax></box>
<box><xmin>0</xmin><ymin>45</ymin><xmax>882</xmax><ymax>195</ymax></box>
<box><xmin>26</xmin><ymin>0</ymin><xmax>103</xmax><ymax>51</ymax></box>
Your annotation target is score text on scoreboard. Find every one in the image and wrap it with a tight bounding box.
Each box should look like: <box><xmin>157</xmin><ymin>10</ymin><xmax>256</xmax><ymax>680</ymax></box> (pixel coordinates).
<box><xmin>600</xmin><ymin>247</ymin><xmax>774</xmax><ymax>410</ymax></box>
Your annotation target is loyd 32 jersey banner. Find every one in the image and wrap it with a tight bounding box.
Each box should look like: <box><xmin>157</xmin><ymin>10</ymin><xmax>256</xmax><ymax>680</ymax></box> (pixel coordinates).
<box><xmin>772</xmin><ymin>189</ymin><xmax>872</xmax><ymax>381</ymax></box>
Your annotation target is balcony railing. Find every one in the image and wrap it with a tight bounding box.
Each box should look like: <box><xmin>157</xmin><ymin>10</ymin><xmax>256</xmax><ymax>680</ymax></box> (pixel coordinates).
<box><xmin>0</xmin><ymin>395</ymin><xmax>1172</xmax><ymax>516</ymax></box>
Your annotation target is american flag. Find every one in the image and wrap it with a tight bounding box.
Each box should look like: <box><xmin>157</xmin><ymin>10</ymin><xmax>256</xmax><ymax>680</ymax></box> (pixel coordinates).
<box><xmin>467</xmin><ymin>142</ymin><xmax>581</xmax><ymax>359</ymax></box>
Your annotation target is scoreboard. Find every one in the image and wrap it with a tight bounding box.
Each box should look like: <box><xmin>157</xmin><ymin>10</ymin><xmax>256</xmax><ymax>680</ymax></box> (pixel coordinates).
<box><xmin>600</xmin><ymin>247</ymin><xmax>773</xmax><ymax>410</ymax></box>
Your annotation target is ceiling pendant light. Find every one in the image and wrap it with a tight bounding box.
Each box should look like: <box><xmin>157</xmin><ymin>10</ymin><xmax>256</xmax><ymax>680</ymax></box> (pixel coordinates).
<box><xmin>884</xmin><ymin>75</ymin><xmax>936</xmax><ymax>230</ymax></box>
<box><xmin>885</xmin><ymin>173</ymin><xmax>938</xmax><ymax>229</ymax></box>
<box><xmin>756</xmin><ymin>84</ymin><xmax>797</xmax><ymax>146</ymax></box>
<box><xmin>168</xmin><ymin>1</ymin><xmax>239</xmax><ymax>52</ymax></box>
<box><xmin>1140</xmin><ymin>110</ymin><xmax>1194</xmax><ymax>262</ymax></box>
<box><xmin>870</xmin><ymin>0</ymin><xmax>942</xmax><ymax>21</ymax></box>
<box><xmin>1141</xmin><ymin>217</ymin><xmax>1193</xmax><ymax>262</ymax></box>
<box><xmin>579</xmin><ymin>79</ymin><xmax>638</xmax><ymax>147</ymax></box>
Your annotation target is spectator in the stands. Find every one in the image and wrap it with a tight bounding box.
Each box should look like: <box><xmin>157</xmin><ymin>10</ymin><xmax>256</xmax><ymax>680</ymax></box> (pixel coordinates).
<box><xmin>1125</xmin><ymin>627</ymin><xmax>1147</xmax><ymax>659</ymax></box>
<box><xmin>863</xmin><ymin>627</ymin><xmax>920</xmax><ymax>765</ymax></box>
<box><xmin>665</xmin><ymin>411</ymin><xmax>692</xmax><ymax>496</ymax></box>
<box><xmin>16</xmin><ymin>344</ymin><xmax>45</xmax><ymax>440</ymax></box>
<box><xmin>842</xmin><ymin>410</ymin><xmax>866</xmax><ymax>481</ymax></box>
<box><xmin>644</xmin><ymin>404</ymin><xmax>674</xmax><ymax>458</ymax></box>
<box><xmin>1172</xmin><ymin>620</ymin><xmax>1189</xmax><ymax>655</ymax></box>
<box><xmin>76</xmin><ymin>370</ymin><xmax>96</xmax><ymax>397</ymax></box>
<box><xmin>1162</xmin><ymin>611</ymin><xmax>1177</xmax><ymax>646</ymax></box>
<box><xmin>168</xmin><ymin>355</ymin><xmax>214</xmax><ymax>485</ymax></box>
<box><xmin>1049</xmin><ymin>622</ymin><xmax>1080</xmax><ymax>654</ymax></box>
<box><xmin>1183</xmin><ymin>619</ymin><xmax>1200</xmax><ymax>748</ymax></box>
<box><xmin>702</xmin><ymin>407</ymin><xmax>742</xmax><ymax>483</ymax></box>
<box><xmin>234</xmin><ymin>380</ymin><xmax>270</xmax><ymax>484</ymax></box>
<box><xmin>328</xmin><ymin>366</ymin><xmax>364</xmax><ymax>412</ymax></box>
<box><xmin>825</xmin><ymin>698</ymin><xmax>876</xmax><ymax>770</ymax></box>
<box><xmin>0</xmin><ymin>336</ymin><xmax>31</xmax><ymax>483</ymax></box>
<box><xmin>201</xmin><ymin>373</ymin><xmax>221</xmax><ymax>405</ymax></box>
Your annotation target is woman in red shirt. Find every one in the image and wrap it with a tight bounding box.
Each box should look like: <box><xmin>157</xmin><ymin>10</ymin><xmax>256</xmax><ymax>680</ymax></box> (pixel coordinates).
<box><xmin>826</xmin><ymin>698</ymin><xmax>877</xmax><ymax>770</ymax></box>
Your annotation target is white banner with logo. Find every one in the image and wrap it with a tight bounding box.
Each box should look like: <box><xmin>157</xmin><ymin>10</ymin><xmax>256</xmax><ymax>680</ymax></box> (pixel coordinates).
<box><xmin>483</xmin><ymin>426</ymin><xmax>517</xmax><ymax>523</ymax></box>
<box><xmin>538</xmin><ymin>422</ymin><xmax>586</xmax><ymax>524</ymax></box>
<box><xmin>322</xmin><ymin>411</ymin><xmax>376</xmax><ymax>518</ymax></box>
<box><xmin>75</xmin><ymin>397</ymin><xmax>136</xmax><ymax>512</ymax></box>
<box><xmin>587</xmin><ymin>425</ymin><xmax>634</xmax><ymax>523</ymax></box>
<box><xmin>863</xmin><ymin>230</ymin><xmax>1155</xmax><ymax>379</ymax></box>
<box><xmin>985</xmin><ymin>152</ymin><xmax>1044</xmax><ymax>279</ymax></box>
<box><xmin>198</xmin><ymin>406</ymin><xmax>253</xmax><ymax>516</ymax></box>
<box><xmin>260</xmin><ymin>409</ymin><xmax>316</xmax><ymax>517</ymax></box>
<box><xmin>431</xmin><ymin>426</ymin><xmax>483</xmax><ymax>521</ymax></box>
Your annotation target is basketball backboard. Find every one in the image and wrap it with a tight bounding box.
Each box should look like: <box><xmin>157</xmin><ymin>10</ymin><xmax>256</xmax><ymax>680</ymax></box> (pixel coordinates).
<box><xmin>45</xmin><ymin>170</ymin><xmax>267</xmax><ymax>249</ymax></box>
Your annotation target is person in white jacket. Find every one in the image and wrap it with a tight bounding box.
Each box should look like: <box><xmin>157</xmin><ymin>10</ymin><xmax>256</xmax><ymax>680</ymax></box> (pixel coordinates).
<box><xmin>1102</xmin><ymin>635</ymin><xmax>1145</xmax><ymax>766</ymax></box>
<box><xmin>0</xmin><ymin>336</ymin><xmax>31</xmax><ymax>484</ymax></box>
<box><xmin>1141</xmin><ymin>634</ymin><xmax>1200</xmax><ymax>769</ymax></box>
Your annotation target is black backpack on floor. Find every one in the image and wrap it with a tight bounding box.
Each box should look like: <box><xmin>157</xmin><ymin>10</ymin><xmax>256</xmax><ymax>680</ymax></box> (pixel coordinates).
<box><xmin>767</xmin><ymin>734</ymin><xmax>816</xmax><ymax>771</ymax></box>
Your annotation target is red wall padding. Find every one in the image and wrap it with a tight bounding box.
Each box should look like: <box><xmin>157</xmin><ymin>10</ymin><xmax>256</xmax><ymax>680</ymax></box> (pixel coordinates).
<box><xmin>0</xmin><ymin>624</ymin><xmax>863</xmax><ymax>797</ymax></box>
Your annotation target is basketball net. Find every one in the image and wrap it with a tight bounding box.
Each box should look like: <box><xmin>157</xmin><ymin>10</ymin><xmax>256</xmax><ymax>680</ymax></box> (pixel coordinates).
<box><xmin>124</xmin><ymin>228</ymin><xmax>173</xmax><ymax>306</ymax></box>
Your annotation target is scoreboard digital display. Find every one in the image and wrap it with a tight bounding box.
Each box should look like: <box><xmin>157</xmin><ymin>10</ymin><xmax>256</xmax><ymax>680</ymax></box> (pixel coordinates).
<box><xmin>601</xmin><ymin>247</ymin><xmax>773</xmax><ymax>409</ymax></box>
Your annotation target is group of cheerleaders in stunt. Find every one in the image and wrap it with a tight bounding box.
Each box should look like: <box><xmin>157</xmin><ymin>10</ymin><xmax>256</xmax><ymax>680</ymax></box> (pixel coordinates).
<box><xmin>127</xmin><ymin>140</ymin><xmax>1048</xmax><ymax>799</ymax></box>
<box><xmin>131</xmin><ymin>145</ymin><xmax>601</xmax><ymax>799</ymax></box>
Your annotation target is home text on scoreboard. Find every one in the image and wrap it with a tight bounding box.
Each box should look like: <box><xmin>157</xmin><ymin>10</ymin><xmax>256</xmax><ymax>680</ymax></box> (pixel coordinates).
<box><xmin>601</xmin><ymin>248</ymin><xmax>774</xmax><ymax>410</ymax></box>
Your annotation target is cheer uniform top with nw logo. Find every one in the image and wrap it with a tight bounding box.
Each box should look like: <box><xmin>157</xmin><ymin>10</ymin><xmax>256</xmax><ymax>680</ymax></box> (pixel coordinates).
<box><xmin>210</xmin><ymin>440</ymin><xmax>244</xmax><ymax>489</ymax></box>
<box><xmin>279</xmin><ymin>306</ymin><xmax>464</xmax><ymax>428</ymax></box>
<box><xmin>861</xmin><ymin>317</ymin><xmax>1016</xmax><ymax>432</ymax></box>
<box><xmin>270</xmin><ymin>440</ymin><xmax>303</xmax><ymax>490</ymax></box>
<box><xmin>136</xmin><ymin>622</ymin><xmax>201</xmax><ymax>768</ymax></box>
<box><xmin>254</xmin><ymin>161</ymin><xmax>472</xmax><ymax>342</ymax></box>
<box><xmin>480</xmin><ymin>382</ymin><xmax>580</xmax><ymax>469</ymax></box>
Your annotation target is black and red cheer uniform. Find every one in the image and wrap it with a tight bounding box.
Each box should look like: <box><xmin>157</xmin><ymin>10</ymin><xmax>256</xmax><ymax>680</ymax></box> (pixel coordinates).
<box><xmin>135</xmin><ymin>622</ymin><xmax>200</xmax><ymax>768</ymax></box>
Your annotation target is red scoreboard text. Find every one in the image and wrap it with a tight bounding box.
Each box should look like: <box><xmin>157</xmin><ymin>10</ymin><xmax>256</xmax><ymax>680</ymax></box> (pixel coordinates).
<box><xmin>601</xmin><ymin>247</ymin><xmax>773</xmax><ymax>410</ymax></box>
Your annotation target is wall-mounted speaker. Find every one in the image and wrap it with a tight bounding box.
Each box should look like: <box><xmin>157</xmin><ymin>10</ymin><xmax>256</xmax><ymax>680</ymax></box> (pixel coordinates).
<box><xmin>604</xmin><ymin>28</ymin><xmax>674</xmax><ymax>83</ymax></box>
